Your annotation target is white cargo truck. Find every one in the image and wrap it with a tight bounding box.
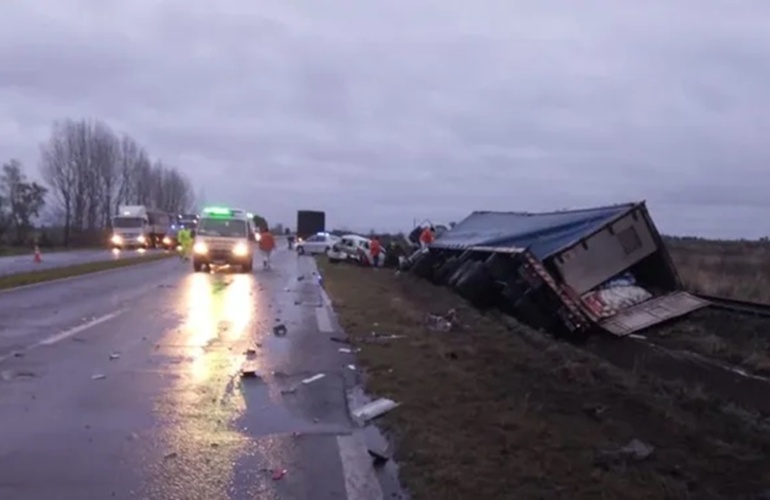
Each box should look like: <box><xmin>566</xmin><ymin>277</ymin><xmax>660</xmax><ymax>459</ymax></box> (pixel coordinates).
<box><xmin>111</xmin><ymin>205</ymin><xmax>171</xmax><ymax>249</ymax></box>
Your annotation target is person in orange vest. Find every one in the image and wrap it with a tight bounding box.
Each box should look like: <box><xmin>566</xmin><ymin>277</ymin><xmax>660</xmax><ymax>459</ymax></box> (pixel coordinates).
<box><xmin>370</xmin><ymin>236</ymin><xmax>382</xmax><ymax>267</ymax></box>
<box><xmin>258</xmin><ymin>227</ymin><xmax>276</xmax><ymax>269</ymax></box>
<box><xmin>419</xmin><ymin>225</ymin><xmax>435</xmax><ymax>249</ymax></box>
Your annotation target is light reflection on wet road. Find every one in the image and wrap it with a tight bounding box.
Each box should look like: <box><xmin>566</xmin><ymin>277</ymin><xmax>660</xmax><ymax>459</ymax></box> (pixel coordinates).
<box><xmin>0</xmin><ymin>244</ymin><xmax>385</xmax><ymax>499</ymax></box>
<box><xmin>0</xmin><ymin>247</ymin><xmax>164</xmax><ymax>277</ymax></box>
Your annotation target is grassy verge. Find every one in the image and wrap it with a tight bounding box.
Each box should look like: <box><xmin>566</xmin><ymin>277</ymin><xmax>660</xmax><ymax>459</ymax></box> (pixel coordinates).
<box><xmin>0</xmin><ymin>252</ymin><xmax>174</xmax><ymax>290</ymax></box>
<box><xmin>0</xmin><ymin>246</ymin><xmax>100</xmax><ymax>257</ymax></box>
<box><xmin>317</xmin><ymin>258</ymin><xmax>770</xmax><ymax>500</ymax></box>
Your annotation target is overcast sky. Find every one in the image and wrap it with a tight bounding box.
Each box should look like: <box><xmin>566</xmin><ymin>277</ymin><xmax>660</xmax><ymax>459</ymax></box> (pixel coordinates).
<box><xmin>1</xmin><ymin>1</ymin><xmax>768</xmax><ymax>238</ymax></box>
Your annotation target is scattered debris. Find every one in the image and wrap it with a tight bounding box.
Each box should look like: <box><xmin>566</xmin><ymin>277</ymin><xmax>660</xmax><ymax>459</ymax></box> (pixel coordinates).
<box><xmin>92</xmin><ymin>374</ymin><xmax>107</xmax><ymax>380</ymax></box>
<box><xmin>271</xmin><ymin>469</ymin><xmax>287</xmax><ymax>480</ymax></box>
<box><xmin>241</xmin><ymin>367</ymin><xmax>261</xmax><ymax>379</ymax></box>
<box><xmin>347</xmin><ymin>364</ymin><xmax>356</xmax><ymax>371</ymax></box>
<box><xmin>330</xmin><ymin>336</ymin><xmax>350</xmax><ymax>344</ymax></box>
<box><xmin>12</xmin><ymin>351</ymin><xmax>24</xmax><ymax>358</ymax></box>
<box><xmin>339</xmin><ymin>348</ymin><xmax>352</xmax><ymax>353</ymax></box>
<box><xmin>351</xmin><ymin>398</ymin><xmax>400</xmax><ymax>422</ymax></box>
<box><xmin>244</xmin><ymin>348</ymin><xmax>257</xmax><ymax>356</ymax></box>
<box><xmin>367</xmin><ymin>446</ymin><xmax>391</xmax><ymax>466</ymax></box>
<box><xmin>15</xmin><ymin>371</ymin><xmax>36</xmax><ymax>378</ymax></box>
<box><xmin>109</xmin><ymin>352</ymin><xmax>120</xmax><ymax>360</ymax></box>
<box><xmin>425</xmin><ymin>308</ymin><xmax>458</xmax><ymax>332</ymax></box>
<box><xmin>595</xmin><ymin>438</ymin><xmax>655</xmax><ymax>470</ymax></box>
<box><xmin>294</xmin><ymin>300</ymin><xmax>302</xmax><ymax>305</ymax></box>
<box><xmin>273</xmin><ymin>324</ymin><xmax>288</xmax><ymax>336</ymax></box>
<box><xmin>302</xmin><ymin>373</ymin><xmax>325</xmax><ymax>384</ymax></box>
<box><xmin>297</xmin><ymin>275</ymin><xmax>305</xmax><ymax>281</ymax></box>
<box><xmin>164</xmin><ymin>452</ymin><xmax>178</xmax><ymax>460</ymax></box>
<box><xmin>280</xmin><ymin>387</ymin><xmax>297</xmax><ymax>395</ymax></box>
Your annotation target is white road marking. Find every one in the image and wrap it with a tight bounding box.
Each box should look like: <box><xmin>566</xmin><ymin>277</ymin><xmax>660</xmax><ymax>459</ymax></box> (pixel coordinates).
<box><xmin>315</xmin><ymin>306</ymin><xmax>334</xmax><ymax>333</ymax></box>
<box><xmin>337</xmin><ymin>433</ymin><xmax>384</xmax><ymax>500</ymax></box>
<box><xmin>36</xmin><ymin>309</ymin><xmax>126</xmax><ymax>347</ymax></box>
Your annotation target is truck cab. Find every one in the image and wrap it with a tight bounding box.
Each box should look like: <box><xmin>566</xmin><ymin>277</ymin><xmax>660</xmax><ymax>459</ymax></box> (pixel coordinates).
<box><xmin>111</xmin><ymin>205</ymin><xmax>151</xmax><ymax>249</ymax></box>
<box><xmin>192</xmin><ymin>207</ymin><xmax>257</xmax><ymax>272</ymax></box>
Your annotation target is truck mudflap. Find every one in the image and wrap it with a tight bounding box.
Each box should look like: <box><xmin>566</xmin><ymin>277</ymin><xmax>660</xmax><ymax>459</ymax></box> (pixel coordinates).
<box><xmin>598</xmin><ymin>291</ymin><xmax>710</xmax><ymax>336</ymax></box>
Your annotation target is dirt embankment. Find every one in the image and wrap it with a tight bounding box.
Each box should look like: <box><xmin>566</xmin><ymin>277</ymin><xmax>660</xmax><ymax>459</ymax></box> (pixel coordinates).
<box><xmin>318</xmin><ymin>259</ymin><xmax>770</xmax><ymax>500</ymax></box>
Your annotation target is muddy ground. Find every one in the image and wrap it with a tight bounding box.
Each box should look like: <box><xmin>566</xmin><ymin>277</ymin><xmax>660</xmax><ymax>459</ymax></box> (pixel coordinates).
<box><xmin>650</xmin><ymin>308</ymin><xmax>770</xmax><ymax>376</ymax></box>
<box><xmin>317</xmin><ymin>259</ymin><xmax>770</xmax><ymax>500</ymax></box>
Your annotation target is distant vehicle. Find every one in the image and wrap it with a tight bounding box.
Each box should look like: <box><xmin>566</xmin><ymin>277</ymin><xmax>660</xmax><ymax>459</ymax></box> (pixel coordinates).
<box><xmin>296</xmin><ymin>210</ymin><xmax>325</xmax><ymax>241</ymax></box>
<box><xmin>164</xmin><ymin>213</ymin><xmax>200</xmax><ymax>248</ymax></box>
<box><xmin>192</xmin><ymin>206</ymin><xmax>257</xmax><ymax>272</ymax></box>
<box><xmin>111</xmin><ymin>205</ymin><xmax>165</xmax><ymax>249</ymax></box>
<box><xmin>296</xmin><ymin>232</ymin><xmax>339</xmax><ymax>255</ymax></box>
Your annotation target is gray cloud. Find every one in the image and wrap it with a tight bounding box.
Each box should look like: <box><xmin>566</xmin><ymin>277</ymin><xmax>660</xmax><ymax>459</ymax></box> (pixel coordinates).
<box><xmin>1</xmin><ymin>0</ymin><xmax>769</xmax><ymax>237</ymax></box>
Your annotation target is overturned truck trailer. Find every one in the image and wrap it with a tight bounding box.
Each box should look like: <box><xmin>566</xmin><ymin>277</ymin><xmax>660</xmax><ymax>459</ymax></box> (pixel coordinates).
<box><xmin>409</xmin><ymin>202</ymin><xmax>709</xmax><ymax>337</ymax></box>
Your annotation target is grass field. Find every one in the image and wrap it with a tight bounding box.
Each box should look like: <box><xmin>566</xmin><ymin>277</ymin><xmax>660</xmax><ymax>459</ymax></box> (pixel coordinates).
<box><xmin>666</xmin><ymin>237</ymin><xmax>770</xmax><ymax>302</ymax></box>
<box><xmin>317</xmin><ymin>258</ymin><xmax>770</xmax><ymax>500</ymax></box>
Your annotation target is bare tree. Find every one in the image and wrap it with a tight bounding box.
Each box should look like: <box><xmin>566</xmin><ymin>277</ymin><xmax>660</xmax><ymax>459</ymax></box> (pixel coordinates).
<box><xmin>1</xmin><ymin>159</ymin><xmax>47</xmax><ymax>243</ymax></box>
<box><xmin>40</xmin><ymin>117</ymin><xmax>197</xmax><ymax>246</ymax></box>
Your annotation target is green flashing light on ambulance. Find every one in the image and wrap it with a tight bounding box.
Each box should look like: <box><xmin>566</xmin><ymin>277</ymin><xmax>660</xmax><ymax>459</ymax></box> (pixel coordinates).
<box><xmin>192</xmin><ymin>206</ymin><xmax>259</xmax><ymax>273</ymax></box>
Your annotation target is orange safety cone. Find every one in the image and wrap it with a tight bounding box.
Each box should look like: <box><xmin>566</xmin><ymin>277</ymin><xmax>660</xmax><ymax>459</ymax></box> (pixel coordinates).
<box><xmin>33</xmin><ymin>245</ymin><xmax>42</xmax><ymax>263</ymax></box>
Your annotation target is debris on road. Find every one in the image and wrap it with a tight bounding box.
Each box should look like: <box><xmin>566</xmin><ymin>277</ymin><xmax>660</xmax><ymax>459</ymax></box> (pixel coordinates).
<box><xmin>164</xmin><ymin>452</ymin><xmax>178</xmax><ymax>460</ymax></box>
<box><xmin>244</xmin><ymin>347</ymin><xmax>257</xmax><ymax>356</ymax></box>
<box><xmin>92</xmin><ymin>374</ymin><xmax>106</xmax><ymax>380</ymax></box>
<box><xmin>367</xmin><ymin>446</ymin><xmax>391</xmax><ymax>466</ymax></box>
<box><xmin>595</xmin><ymin>438</ymin><xmax>655</xmax><ymax>470</ymax></box>
<box><xmin>273</xmin><ymin>323</ymin><xmax>288</xmax><ymax>336</ymax></box>
<box><xmin>297</xmin><ymin>275</ymin><xmax>305</xmax><ymax>281</ymax></box>
<box><xmin>347</xmin><ymin>364</ymin><xmax>356</xmax><ymax>371</ymax></box>
<box><xmin>280</xmin><ymin>387</ymin><xmax>296</xmax><ymax>395</ymax></box>
<box><xmin>330</xmin><ymin>336</ymin><xmax>350</xmax><ymax>344</ymax></box>
<box><xmin>271</xmin><ymin>469</ymin><xmax>287</xmax><ymax>480</ymax></box>
<box><xmin>351</xmin><ymin>398</ymin><xmax>400</xmax><ymax>422</ymax></box>
<box><xmin>301</xmin><ymin>373</ymin><xmax>325</xmax><ymax>384</ymax></box>
<box><xmin>12</xmin><ymin>351</ymin><xmax>24</xmax><ymax>358</ymax></box>
<box><xmin>109</xmin><ymin>352</ymin><xmax>120</xmax><ymax>360</ymax></box>
<box><xmin>240</xmin><ymin>367</ymin><xmax>261</xmax><ymax>379</ymax></box>
<box><xmin>425</xmin><ymin>308</ymin><xmax>458</xmax><ymax>332</ymax></box>
<box><xmin>338</xmin><ymin>347</ymin><xmax>360</xmax><ymax>353</ymax></box>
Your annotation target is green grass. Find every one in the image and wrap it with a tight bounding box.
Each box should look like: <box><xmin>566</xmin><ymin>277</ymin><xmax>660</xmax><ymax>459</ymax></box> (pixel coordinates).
<box><xmin>0</xmin><ymin>252</ymin><xmax>174</xmax><ymax>290</ymax></box>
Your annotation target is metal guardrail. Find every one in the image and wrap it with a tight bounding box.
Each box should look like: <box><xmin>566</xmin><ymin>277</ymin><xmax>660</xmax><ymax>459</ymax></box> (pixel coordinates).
<box><xmin>695</xmin><ymin>293</ymin><xmax>770</xmax><ymax>318</ymax></box>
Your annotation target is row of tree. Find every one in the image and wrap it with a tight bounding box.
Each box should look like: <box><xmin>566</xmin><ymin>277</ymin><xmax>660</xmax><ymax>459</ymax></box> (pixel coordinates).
<box><xmin>0</xmin><ymin>117</ymin><xmax>198</xmax><ymax>246</ymax></box>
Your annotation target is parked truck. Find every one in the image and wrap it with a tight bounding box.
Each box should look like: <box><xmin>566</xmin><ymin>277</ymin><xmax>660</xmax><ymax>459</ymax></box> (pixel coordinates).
<box><xmin>110</xmin><ymin>205</ymin><xmax>171</xmax><ymax>249</ymax></box>
<box><xmin>296</xmin><ymin>210</ymin><xmax>326</xmax><ymax>241</ymax></box>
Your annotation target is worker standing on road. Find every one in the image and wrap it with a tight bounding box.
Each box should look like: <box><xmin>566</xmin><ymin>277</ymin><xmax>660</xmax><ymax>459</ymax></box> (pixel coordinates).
<box><xmin>178</xmin><ymin>227</ymin><xmax>192</xmax><ymax>260</ymax></box>
<box><xmin>258</xmin><ymin>227</ymin><xmax>275</xmax><ymax>269</ymax></box>
<box><xmin>370</xmin><ymin>236</ymin><xmax>381</xmax><ymax>267</ymax></box>
<box><xmin>419</xmin><ymin>226</ymin><xmax>435</xmax><ymax>249</ymax></box>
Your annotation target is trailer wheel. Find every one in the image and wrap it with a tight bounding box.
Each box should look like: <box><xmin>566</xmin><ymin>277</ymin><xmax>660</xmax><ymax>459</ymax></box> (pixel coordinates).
<box><xmin>410</xmin><ymin>252</ymin><xmax>437</xmax><ymax>279</ymax></box>
<box><xmin>448</xmin><ymin>260</ymin><xmax>476</xmax><ymax>288</ymax></box>
<box><xmin>434</xmin><ymin>256</ymin><xmax>462</xmax><ymax>285</ymax></box>
<box><xmin>455</xmin><ymin>261</ymin><xmax>495</xmax><ymax>307</ymax></box>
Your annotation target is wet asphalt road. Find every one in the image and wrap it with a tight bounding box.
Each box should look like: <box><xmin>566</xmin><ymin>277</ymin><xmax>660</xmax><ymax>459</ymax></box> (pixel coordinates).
<box><xmin>0</xmin><ymin>248</ymin><xmax>166</xmax><ymax>277</ymax></box>
<box><xmin>0</xmin><ymin>246</ymin><xmax>387</xmax><ymax>499</ymax></box>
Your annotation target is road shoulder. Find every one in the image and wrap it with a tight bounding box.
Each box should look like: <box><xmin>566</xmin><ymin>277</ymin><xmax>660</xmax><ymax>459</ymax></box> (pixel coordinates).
<box><xmin>317</xmin><ymin>258</ymin><xmax>770</xmax><ymax>500</ymax></box>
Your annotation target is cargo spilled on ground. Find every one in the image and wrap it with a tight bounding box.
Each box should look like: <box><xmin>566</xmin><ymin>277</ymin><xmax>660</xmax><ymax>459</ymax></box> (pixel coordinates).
<box><xmin>317</xmin><ymin>258</ymin><xmax>770</xmax><ymax>500</ymax></box>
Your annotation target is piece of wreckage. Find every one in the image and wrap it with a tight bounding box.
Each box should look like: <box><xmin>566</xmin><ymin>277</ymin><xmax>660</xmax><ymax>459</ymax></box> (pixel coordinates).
<box><xmin>401</xmin><ymin>202</ymin><xmax>709</xmax><ymax>337</ymax></box>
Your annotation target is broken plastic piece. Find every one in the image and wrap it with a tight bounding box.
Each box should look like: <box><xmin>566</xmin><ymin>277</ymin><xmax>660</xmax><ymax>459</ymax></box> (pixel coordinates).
<box><xmin>301</xmin><ymin>373</ymin><xmax>325</xmax><ymax>384</ymax></box>
<box><xmin>272</xmin><ymin>469</ymin><xmax>287</xmax><ymax>480</ymax></box>
<box><xmin>347</xmin><ymin>365</ymin><xmax>356</xmax><ymax>370</ymax></box>
<box><xmin>109</xmin><ymin>353</ymin><xmax>120</xmax><ymax>360</ymax></box>
<box><xmin>273</xmin><ymin>324</ymin><xmax>288</xmax><ymax>336</ymax></box>
<box><xmin>351</xmin><ymin>398</ymin><xmax>400</xmax><ymax>422</ymax></box>
<box><xmin>338</xmin><ymin>348</ymin><xmax>352</xmax><ymax>353</ymax></box>
<box><xmin>92</xmin><ymin>374</ymin><xmax>106</xmax><ymax>380</ymax></box>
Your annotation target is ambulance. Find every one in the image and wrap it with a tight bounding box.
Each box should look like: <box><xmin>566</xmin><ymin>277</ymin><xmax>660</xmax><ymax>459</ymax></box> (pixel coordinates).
<box><xmin>191</xmin><ymin>207</ymin><xmax>257</xmax><ymax>272</ymax></box>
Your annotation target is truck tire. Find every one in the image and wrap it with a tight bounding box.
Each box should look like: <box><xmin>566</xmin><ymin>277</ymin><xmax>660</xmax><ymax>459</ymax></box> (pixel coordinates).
<box><xmin>455</xmin><ymin>261</ymin><xmax>493</xmax><ymax>306</ymax></box>
<box><xmin>448</xmin><ymin>260</ymin><xmax>475</xmax><ymax>288</ymax></box>
<box><xmin>410</xmin><ymin>252</ymin><xmax>436</xmax><ymax>279</ymax></box>
<box><xmin>434</xmin><ymin>256</ymin><xmax>461</xmax><ymax>285</ymax></box>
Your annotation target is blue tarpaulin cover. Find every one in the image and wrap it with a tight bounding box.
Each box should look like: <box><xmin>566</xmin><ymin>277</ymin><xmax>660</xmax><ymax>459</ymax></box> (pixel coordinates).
<box><xmin>433</xmin><ymin>203</ymin><xmax>641</xmax><ymax>258</ymax></box>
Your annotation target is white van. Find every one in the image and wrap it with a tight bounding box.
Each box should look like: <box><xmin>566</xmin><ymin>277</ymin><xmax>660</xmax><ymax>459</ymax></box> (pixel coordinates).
<box><xmin>192</xmin><ymin>207</ymin><xmax>257</xmax><ymax>272</ymax></box>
